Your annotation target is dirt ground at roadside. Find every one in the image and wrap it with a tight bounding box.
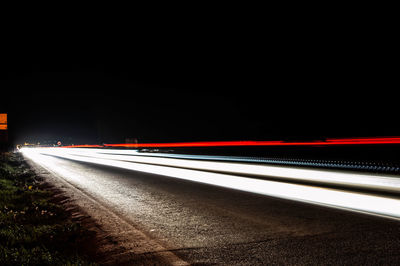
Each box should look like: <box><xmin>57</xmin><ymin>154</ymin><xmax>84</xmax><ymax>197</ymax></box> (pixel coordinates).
<box><xmin>27</xmin><ymin>158</ymin><xmax>188</xmax><ymax>266</ymax></box>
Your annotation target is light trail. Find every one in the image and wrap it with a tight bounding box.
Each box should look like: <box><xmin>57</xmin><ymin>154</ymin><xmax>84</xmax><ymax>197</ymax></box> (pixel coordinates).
<box><xmin>54</xmin><ymin>147</ymin><xmax>400</xmax><ymax>194</ymax></box>
<box><xmin>21</xmin><ymin>147</ymin><xmax>400</xmax><ymax>220</ymax></box>
<box><xmin>60</xmin><ymin>144</ymin><xmax>103</xmax><ymax>148</ymax></box>
<box><xmin>59</xmin><ymin>136</ymin><xmax>400</xmax><ymax>148</ymax></box>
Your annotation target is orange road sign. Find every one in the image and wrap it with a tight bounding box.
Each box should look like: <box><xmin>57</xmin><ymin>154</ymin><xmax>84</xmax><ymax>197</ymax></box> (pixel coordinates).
<box><xmin>0</xmin><ymin>113</ymin><xmax>6</xmax><ymax>124</ymax></box>
<box><xmin>0</xmin><ymin>113</ymin><xmax>7</xmax><ymax>130</ymax></box>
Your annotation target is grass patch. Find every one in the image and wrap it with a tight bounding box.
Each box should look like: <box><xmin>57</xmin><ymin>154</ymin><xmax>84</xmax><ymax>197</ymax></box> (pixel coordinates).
<box><xmin>0</xmin><ymin>152</ymin><xmax>96</xmax><ymax>265</ymax></box>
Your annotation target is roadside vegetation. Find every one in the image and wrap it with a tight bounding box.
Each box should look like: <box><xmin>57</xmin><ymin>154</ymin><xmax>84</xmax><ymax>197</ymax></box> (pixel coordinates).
<box><xmin>0</xmin><ymin>152</ymin><xmax>96</xmax><ymax>265</ymax></box>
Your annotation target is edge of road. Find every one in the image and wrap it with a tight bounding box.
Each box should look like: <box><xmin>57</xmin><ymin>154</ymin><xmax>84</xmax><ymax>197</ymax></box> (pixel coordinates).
<box><xmin>23</xmin><ymin>155</ymin><xmax>189</xmax><ymax>266</ymax></box>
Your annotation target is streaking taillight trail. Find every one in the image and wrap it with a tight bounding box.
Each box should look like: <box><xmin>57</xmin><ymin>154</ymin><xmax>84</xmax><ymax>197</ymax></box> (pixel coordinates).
<box><xmin>60</xmin><ymin>136</ymin><xmax>400</xmax><ymax>148</ymax></box>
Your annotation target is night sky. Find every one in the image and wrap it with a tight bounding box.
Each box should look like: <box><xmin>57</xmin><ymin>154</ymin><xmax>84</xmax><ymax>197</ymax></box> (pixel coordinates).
<box><xmin>1</xmin><ymin>19</ymin><xmax>398</xmax><ymax>146</ymax></box>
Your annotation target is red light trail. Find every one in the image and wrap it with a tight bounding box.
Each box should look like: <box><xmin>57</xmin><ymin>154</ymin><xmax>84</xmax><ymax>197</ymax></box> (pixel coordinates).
<box><xmin>61</xmin><ymin>137</ymin><xmax>400</xmax><ymax>148</ymax></box>
<box><xmin>61</xmin><ymin>144</ymin><xmax>103</xmax><ymax>148</ymax></box>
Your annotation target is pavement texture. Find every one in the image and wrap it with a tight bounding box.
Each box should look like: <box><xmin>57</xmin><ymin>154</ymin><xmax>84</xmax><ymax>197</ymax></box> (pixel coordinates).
<box><xmin>25</xmin><ymin>154</ymin><xmax>400</xmax><ymax>265</ymax></box>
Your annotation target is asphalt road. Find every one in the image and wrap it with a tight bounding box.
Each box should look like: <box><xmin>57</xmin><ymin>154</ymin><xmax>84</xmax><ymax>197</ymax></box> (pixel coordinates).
<box><xmin>25</xmin><ymin>153</ymin><xmax>400</xmax><ymax>265</ymax></box>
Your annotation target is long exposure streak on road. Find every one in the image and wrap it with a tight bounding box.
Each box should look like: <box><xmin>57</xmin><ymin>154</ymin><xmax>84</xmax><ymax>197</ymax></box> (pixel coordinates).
<box><xmin>60</xmin><ymin>137</ymin><xmax>400</xmax><ymax>148</ymax></box>
<box><xmin>21</xmin><ymin>145</ymin><xmax>400</xmax><ymax>221</ymax></box>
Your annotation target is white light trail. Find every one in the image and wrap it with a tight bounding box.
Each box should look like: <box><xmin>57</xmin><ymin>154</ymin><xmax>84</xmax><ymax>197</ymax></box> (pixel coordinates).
<box><xmin>42</xmin><ymin>147</ymin><xmax>400</xmax><ymax>194</ymax></box>
<box><xmin>21</xmin><ymin>147</ymin><xmax>400</xmax><ymax>220</ymax></box>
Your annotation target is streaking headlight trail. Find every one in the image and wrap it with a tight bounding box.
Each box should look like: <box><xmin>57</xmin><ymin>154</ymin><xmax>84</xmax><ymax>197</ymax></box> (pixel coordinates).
<box><xmin>22</xmin><ymin>147</ymin><xmax>400</xmax><ymax>220</ymax></box>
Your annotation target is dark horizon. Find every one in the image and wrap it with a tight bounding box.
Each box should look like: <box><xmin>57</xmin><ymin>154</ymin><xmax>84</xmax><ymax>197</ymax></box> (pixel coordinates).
<box><xmin>2</xmin><ymin>33</ymin><xmax>398</xmax><ymax>146</ymax></box>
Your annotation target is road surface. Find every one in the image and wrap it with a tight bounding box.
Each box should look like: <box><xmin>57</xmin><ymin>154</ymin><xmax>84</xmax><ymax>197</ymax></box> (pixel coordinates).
<box><xmin>23</xmin><ymin>150</ymin><xmax>400</xmax><ymax>265</ymax></box>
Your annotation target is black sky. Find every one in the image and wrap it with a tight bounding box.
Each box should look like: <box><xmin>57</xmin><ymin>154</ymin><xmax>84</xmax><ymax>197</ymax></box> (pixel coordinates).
<box><xmin>1</xmin><ymin>14</ymin><xmax>398</xmax><ymax>145</ymax></box>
